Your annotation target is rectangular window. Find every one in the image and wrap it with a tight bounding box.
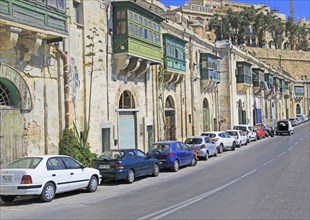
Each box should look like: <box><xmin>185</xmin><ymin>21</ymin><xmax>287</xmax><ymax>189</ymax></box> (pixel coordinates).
<box><xmin>153</xmin><ymin>22</ymin><xmax>156</xmax><ymax>30</ymax></box>
<box><xmin>157</xmin><ymin>24</ymin><xmax>160</xmax><ymax>32</ymax></box>
<box><xmin>149</xmin><ymin>30</ymin><xmax>152</xmax><ymax>42</ymax></box>
<box><xmin>153</xmin><ymin>32</ymin><xmax>156</xmax><ymax>43</ymax></box>
<box><xmin>175</xmin><ymin>48</ymin><xmax>178</xmax><ymax>59</ymax></box>
<box><xmin>134</xmin><ymin>25</ymin><xmax>138</xmax><ymax>36</ymax></box>
<box><xmin>73</xmin><ymin>1</ymin><xmax>83</xmax><ymax>24</ymax></box>
<box><xmin>117</xmin><ymin>22</ymin><xmax>126</xmax><ymax>34</ymax></box>
<box><xmin>139</xmin><ymin>27</ymin><xmax>143</xmax><ymax>38</ymax></box>
<box><xmin>129</xmin><ymin>11</ymin><xmax>133</xmax><ymax>20</ymax></box>
<box><xmin>144</xmin><ymin>18</ymin><xmax>147</xmax><ymax>26</ymax></box>
<box><xmin>116</xmin><ymin>10</ymin><xmax>126</xmax><ymax>19</ymax></box>
<box><xmin>57</xmin><ymin>0</ymin><xmax>65</xmax><ymax>10</ymax></box>
<box><xmin>144</xmin><ymin>28</ymin><xmax>148</xmax><ymax>39</ymax></box>
<box><xmin>47</xmin><ymin>0</ymin><xmax>57</xmax><ymax>8</ymax></box>
<box><xmin>129</xmin><ymin>23</ymin><xmax>133</xmax><ymax>35</ymax></box>
<box><xmin>134</xmin><ymin>14</ymin><xmax>138</xmax><ymax>22</ymax></box>
<box><xmin>139</xmin><ymin>16</ymin><xmax>143</xmax><ymax>24</ymax></box>
<box><xmin>157</xmin><ymin>34</ymin><xmax>161</xmax><ymax>45</ymax></box>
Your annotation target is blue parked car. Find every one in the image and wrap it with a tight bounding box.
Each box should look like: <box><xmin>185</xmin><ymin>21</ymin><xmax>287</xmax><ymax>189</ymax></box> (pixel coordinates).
<box><xmin>147</xmin><ymin>141</ymin><xmax>197</xmax><ymax>172</ymax></box>
<box><xmin>92</xmin><ymin>149</ymin><xmax>160</xmax><ymax>184</ymax></box>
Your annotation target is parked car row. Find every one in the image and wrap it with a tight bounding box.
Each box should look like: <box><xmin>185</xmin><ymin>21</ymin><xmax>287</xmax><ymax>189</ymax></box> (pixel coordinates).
<box><xmin>2</xmin><ymin>118</ymin><xmax>307</xmax><ymax>203</ymax></box>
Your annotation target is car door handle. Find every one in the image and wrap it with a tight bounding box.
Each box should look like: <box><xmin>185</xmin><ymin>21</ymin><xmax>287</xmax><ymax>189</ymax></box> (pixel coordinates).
<box><xmin>52</xmin><ymin>174</ymin><xmax>56</xmax><ymax>177</ymax></box>
<box><xmin>70</xmin><ymin>173</ymin><xmax>74</xmax><ymax>175</ymax></box>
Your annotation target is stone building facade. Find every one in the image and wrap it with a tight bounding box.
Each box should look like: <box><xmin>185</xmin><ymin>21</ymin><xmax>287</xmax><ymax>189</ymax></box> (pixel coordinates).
<box><xmin>0</xmin><ymin>0</ymin><xmax>308</xmax><ymax>167</ymax></box>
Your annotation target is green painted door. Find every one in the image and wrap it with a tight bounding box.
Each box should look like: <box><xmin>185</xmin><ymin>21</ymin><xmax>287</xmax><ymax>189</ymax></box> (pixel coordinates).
<box><xmin>203</xmin><ymin>108</ymin><xmax>210</xmax><ymax>132</ymax></box>
<box><xmin>0</xmin><ymin>110</ymin><xmax>24</xmax><ymax>168</ymax></box>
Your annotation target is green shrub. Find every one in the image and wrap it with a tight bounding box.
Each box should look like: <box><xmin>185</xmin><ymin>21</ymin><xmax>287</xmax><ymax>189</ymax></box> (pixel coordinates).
<box><xmin>59</xmin><ymin>128</ymin><xmax>97</xmax><ymax>167</ymax></box>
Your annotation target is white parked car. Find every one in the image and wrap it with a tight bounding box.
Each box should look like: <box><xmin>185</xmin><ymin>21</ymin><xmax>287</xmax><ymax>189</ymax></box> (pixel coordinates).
<box><xmin>0</xmin><ymin>155</ymin><xmax>102</xmax><ymax>203</ymax></box>
<box><xmin>226</xmin><ymin>130</ymin><xmax>247</xmax><ymax>147</ymax></box>
<box><xmin>233</xmin><ymin>125</ymin><xmax>257</xmax><ymax>142</ymax></box>
<box><xmin>184</xmin><ymin>136</ymin><xmax>217</xmax><ymax>160</ymax></box>
<box><xmin>201</xmin><ymin>131</ymin><xmax>236</xmax><ymax>153</ymax></box>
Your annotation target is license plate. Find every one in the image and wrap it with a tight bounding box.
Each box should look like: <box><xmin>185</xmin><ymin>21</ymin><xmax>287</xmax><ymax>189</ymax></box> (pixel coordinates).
<box><xmin>99</xmin><ymin>165</ymin><xmax>110</xmax><ymax>169</ymax></box>
<box><xmin>2</xmin><ymin>175</ymin><xmax>12</xmax><ymax>183</ymax></box>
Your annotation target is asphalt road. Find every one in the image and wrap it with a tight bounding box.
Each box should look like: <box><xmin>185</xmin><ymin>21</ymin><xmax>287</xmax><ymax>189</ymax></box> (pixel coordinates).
<box><xmin>1</xmin><ymin>123</ymin><xmax>309</xmax><ymax>220</ymax></box>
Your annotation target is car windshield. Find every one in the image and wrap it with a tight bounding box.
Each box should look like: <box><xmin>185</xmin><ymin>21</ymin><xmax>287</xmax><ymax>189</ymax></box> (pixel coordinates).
<box><xmin>5</xmin><ymin>157</ymin><xmax>42</xmax><ymax>169</ymax></box>
<box><xmin>185</xmin><ymin>138</ymin><xmax>202</xmax><ymax>144</ymax></box>
<box><xmin>151</xmin><ymin>144</ymin><xmax>170</xmax><ymax>152</ymax></box>
<box><xmin>99</xmin><ymin>151</ymin><xmax>125</xmax><ymax>160</ymax></box>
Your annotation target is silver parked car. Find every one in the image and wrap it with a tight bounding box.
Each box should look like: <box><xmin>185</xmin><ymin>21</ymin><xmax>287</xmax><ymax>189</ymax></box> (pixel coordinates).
<box><xmin>184</xmin><ymin>136</ymin><xmax>217</xmax><ymax>160</ymax></box>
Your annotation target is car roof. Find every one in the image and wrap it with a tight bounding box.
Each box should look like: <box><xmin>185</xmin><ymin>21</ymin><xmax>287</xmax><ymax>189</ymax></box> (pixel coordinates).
<box><xmin>226</xmin><ymin>129</ymin><xmax>241</xmax><ymax>132</ymax></box>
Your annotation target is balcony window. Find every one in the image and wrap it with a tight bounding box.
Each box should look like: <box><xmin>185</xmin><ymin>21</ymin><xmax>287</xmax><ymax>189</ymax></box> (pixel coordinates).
<box><xmin>73</xmin><ymin>1</ymin><xmax>83</xmax><ymax>24</ymax></box>
<box><xmin>116</xmin><ymin>10</ymin><xmax>126</xmax><ymax>19</ymax></box>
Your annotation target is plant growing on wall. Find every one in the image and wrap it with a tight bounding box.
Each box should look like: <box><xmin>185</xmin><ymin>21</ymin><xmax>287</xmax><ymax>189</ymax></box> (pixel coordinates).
<box><xmin>59</xmin><ymin>27</ymin><xmax>103</xmax><ymax>163</ymax></box>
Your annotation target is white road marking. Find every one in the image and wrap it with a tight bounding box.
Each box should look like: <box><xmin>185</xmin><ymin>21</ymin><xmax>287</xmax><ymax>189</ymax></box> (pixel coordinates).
<box><xmin>277</xmin><ymin>152</ymin><xmax>286</xmax><ymax>157</ymax></box>
<box><xmin>138</xmin><ymin>170</ymin><xmax>256</xmax><ymax>220</ymax></box>
<box><xmin>241</xmin><ymin>169</ymin><xmax>257</xmax><ymax>178</ymax></box>
<box><xmin>262</xmin><ymin>159</ymin><xmax>274</xmax><ymax>166</ymax></box>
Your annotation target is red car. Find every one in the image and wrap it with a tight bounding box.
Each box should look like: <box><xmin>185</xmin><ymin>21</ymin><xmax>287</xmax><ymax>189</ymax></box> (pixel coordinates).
<box><xmin>254</xmin><ymin>126</ymin><xmax>266</xmax><ymax>139</ymax></box>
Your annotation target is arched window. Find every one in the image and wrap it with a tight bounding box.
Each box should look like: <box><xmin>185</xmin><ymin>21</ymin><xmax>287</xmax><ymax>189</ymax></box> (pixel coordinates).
<box><xmin>119</xmin><ymin>90</ymin><xmax>135</xmax><ymax>109</ymax></box>
<box><xmin>165</xmin><ymin>96</ymin><xmax>175</xmax><ymax>109</ymax></box>
<box><xmin>0</xmin><ymin>80</ymin><xmax>21</xmax><ymax>109</ymax></box>
<box><xmin>203</xmin><ymin>98</ymin><xmax>209</xmax><ymax>109</ymax></box>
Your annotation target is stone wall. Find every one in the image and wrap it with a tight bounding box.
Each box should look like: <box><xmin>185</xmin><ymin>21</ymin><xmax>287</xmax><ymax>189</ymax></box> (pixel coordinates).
<box><xmin>246</xmin><ymin>48</ymin><xmax>310</xmax><ymax>79</ymax></box>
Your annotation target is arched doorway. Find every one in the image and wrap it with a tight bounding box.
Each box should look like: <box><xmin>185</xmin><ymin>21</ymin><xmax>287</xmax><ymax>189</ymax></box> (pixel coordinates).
<box><xmin>0</xmin><ymin>82</ymin><xmax>23</xmax><ymax>167</ymax></box>
<box><xmin>296</xmin><ymin>103</ymin><xmax>301</xmax><ymax>114</ymax></box>
<box><xmin>118</xmin><ymin>90</ymin><xmax>137</xmax><ymax>149</ymax></box>
<box><xmin>1</xmin><ymin>64</ymin><xmax>32</xmax><ymax>167</ymax></box>
<box><xmin>164</xmin><ymin>96</ymin><xmax>176</xmax><ymax>140</ymax></box>
<box><xmin>203</xmin><ymin>98</ymin><xmax>210</xmax><ymax>132</ymax></box>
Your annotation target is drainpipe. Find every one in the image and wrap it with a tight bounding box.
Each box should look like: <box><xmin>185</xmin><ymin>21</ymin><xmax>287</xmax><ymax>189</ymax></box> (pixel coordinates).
<box><xmin>228</xmin><ymin>44</ymin><xmax>234</xmax><ymax>129</ymax></box>
<box><xmin>105</xmin><ymin>2</ymin><xmax>110</xmax><ymax>121</ymax></box>
<box><xmin>55</xmin><ymin>42</ymin><xmax>70</xmax><ymax>129</ymax></box>
<box><xmin>189</xmin><ymin>37</ymin><xmax>195</xmax><ymax>135</ymax></box>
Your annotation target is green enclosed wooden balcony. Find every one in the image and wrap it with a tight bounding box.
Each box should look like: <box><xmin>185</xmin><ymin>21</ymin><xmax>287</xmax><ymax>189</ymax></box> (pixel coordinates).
<box><xmin>236</xmin><ymin>61</ymin><xmax>252</xmax><ymax>92</ymax></box>
<box><xmin>264</xmin><ymin>73</ymin><xmax>273</xmax><ymax>96</ymax></box>
<box><xmin>294</xmin><ymin>86</ymin><xmax>305</xmax><ymax>97</ymax></box>
<box><xmin>252</xmin><ymin>68</ymin><xmax>265</xmax><ymax>95</ymax></box>
<box><xmin>163</xmin><ymin>34</ymin><xmax>186</xmax><ymax>85</ymax></box>
<box><xmin>112</xmin><ymin>1</ymin><xmax>163</xmax><ymax>77</ymax></box>
<box><xmin>0</xmin><ymin>0</ymin><xmax>67</xmax><ymax>37</ymax></box>
<box><xmin>199</xmin><ymin>53</ymin><xmax>221</xmax><ymax>91</ymax></box>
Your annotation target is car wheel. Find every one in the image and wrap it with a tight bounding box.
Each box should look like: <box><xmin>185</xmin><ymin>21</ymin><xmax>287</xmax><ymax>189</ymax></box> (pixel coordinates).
<box><xmin>218</xmin><ymin>144</ymin><xmax>224</xmax><ymax>154</ymax></box>
<box><xmin>204</xmin><ymin>151</ymin><xmax>209</xmax><ymax>160</ymax></box>
<box><xmin>190</xmin><ymin>156</ymin><xmax>197</xmax><ymax>166</ymax></box>
<box><xmin>0</xmin><ymin>195</ymin><xmax>16</xmax><ymax>203</ymax></box>
<box><xmin>151</xmin><ymin>164</ymin><xmax>160</xmax><ymax>177</ymax></box>
<box><xmin>86</xmin><ymin>175</ymin><xmax>98</xmax><ymax>192</ymax></box>
<box><xmin>172</xmin><ymin>160</ymin><xmax>179</xmax><ymax>172</ymax></box>
<box><xmin>231</xmin><ymin>142</ymin><xmax>236</xmax><ymax>151</ymax></box>
<box><xmin>40</xmin><ymin>182</ymin><xmax>55</xmax><ymax>202</ymax></box>
<box><xmin>126</xmin><ymin>169</ymin><xmax>135</xmax><ymax>184</ymax></box>
<box><xmin>214</xmin><ymin>149</ymin><xmax>218</xmax><ymax>157</ymax></box>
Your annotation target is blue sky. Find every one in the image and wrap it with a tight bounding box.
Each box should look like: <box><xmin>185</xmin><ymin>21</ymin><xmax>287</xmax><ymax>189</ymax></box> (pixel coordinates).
<box><xmin>160</xmin><ymin>0</ymin><xmax>310</xmax><ymax>21</ymax></box>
